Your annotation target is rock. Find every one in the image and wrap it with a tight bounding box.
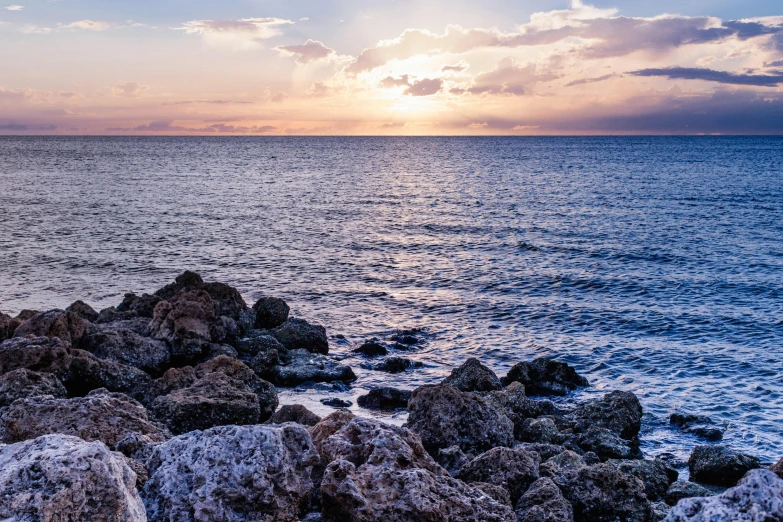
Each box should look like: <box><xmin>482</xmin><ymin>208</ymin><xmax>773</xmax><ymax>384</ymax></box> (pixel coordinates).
<box><xmin>143</xmin><ymin>423</ymin><xmax>319</xmax><ymax>522</ymax></box>
<box><xmin>269</xmin><ymin>349</ymin><xmax>356</xmax><ymax>386</ymax></box>
<box><xmin>352</xmin><ymin>339</ymin><xmax>388</xmax><ymax>357</ymax></box>
<box><xmin>688</xmin><ymin>445</ymin><xmax>761</xmax><ymax>487</ymax></box>
<box><xmin>405</xmin><ymin>384</ymin><xmax>514</xmax><ymax>455</ymax></box>
<box><xmin>0</xmin><ymin>434</ymin><xmax>146</xmax><ymax>521</ymax></box>
<box><xmin>67</xmin><ymin>348</ymin><xmax>151</xmax><ymax>396</ymax></box>
<box><xmin>201</xmin><ymin>281</ymin><xmax>247</xmax><ymax>320</ymax></box>
<box><xmin>0</xmin><ymin>368</ymin><xmax>67</xmax><ymax>406</ymax></box>
<box><xmin>687</xmin><ymin>426</ymin><xmax>724</xmax><ymax>441</ymax></box>
<box><xmin>576</xmin><ymin>425</ymin><xmax>643</xmax><ymax>460</ymax></box>
<box><xmin>610</xmin><ymin>459</ymin><xmax>679</xmax><ymax>501</ymax></box>
<box><xmin>457</xmin><ymin>446</ymin><xmax>540</xmax><ymax>503</ymax></box>
<box><xmin>670</xmin><ymin>412</ymin><xmax>724</xmax><ymax>441</ymax></box>
<box><xmin>0</xmin><ymin>389</ymin><xmax>170</xmax><ymax>448</ymax></box>
<box><xmin>570</xmin><ymin>390</ymin><xmax>643</xmax><ymax>439</ymax></box>
<box><xmin>253</xmin><ymin>296</ymin><xmax>290</xmax><ymax>329</ymax></box>
<box><xmin>770</xmin><ymin>457</ymin><xmax>783</xmax><ymax>479</ymax></box>
<box><xmin>484</xmin><ymin>382</ymin><xmax>562</xmax><ymax>439</ymax></box>
<box><xmin>357</xmin><ymin>387</ymin><xmax>412</xmax><ymax>410</ymax></box>
<box><xmin>651</xmin><ymin>501</ymin><xmax>670</xmax><ymax>522</ymax></box>
<box><xmin>664</xmin><ymin>469</ymin><xmax>783</xmax><ymax>521</ymax></box>
<box><xmin>237</xmin><ymin>331</ymin><xmax>286</xmax><ymax>358</ymax></box>
<box><xmin>664</xmin><ymin>481</ymin><xmax>716</xmax><ymax>506</ymax></box>
<box><xmin>373</xmin><ymin>356</ymin><xmax>423</xmax><ymax>373</ymax></box>
<box><xmin>442</xmin><ymin>357</ymin><xmax>503</xmax><ymax>392</ymax></box>
<box><xmin>309</xmin><ymin>410</ymin><xmax>356</xmax><ymax>452</ymax></box>
<box><xmin>472</xmin><ymin>482</ymin><xmax>513</xmax><ymax>506</ymax></box>
<box><xmin>153</xmin><ymin>270</ymin><xmax>204</xmax><ymax>299</ymax></box>
<box><xmin>0</xmin><ymin>336</ymin><xmax>72</xmax><ymax>379</ymax></box>
<box><xmin>390</xmin><ymin>330</ymin><xmax>421</xmax><ymax>346</ymax></box>
<box><xmin>504</xmin><ymin>357</ymin><xmax>588</xmax><ymax>396</ymax></box>
<box><xmin>519</xmin><ymin>417</ymin><xmax>564</xmax><ymax>444</ymax></box>
<box><xmin>66</xmin><ymin>300</ymin><xmax>99</xmax><ymax>322</ymax></box>
<box><xmin>437</xmin><ymin>445</ymin><xmax>472</xmax><ymax>476</ymax></box>
<box><xmin>321</xmin><ymin>398</ymin><xmax>352</xmax><ymax>408</ymax></box>
<box><xmin>272</xmin><ymin>317</ymin><xmax>329</xmax><ymax>355</ymax></box>
<box><xmin>149</xmin><ymin>289</ymin><xmax>216</xmax><ymax>346</ymax></box>
<box><xmin>0</xmin><ymin>311</ymin><xmax>22</xmax><ymax>340</ymax></box>
<box><xmin>516</xmin><ymin>442</ymin><xmax>569</xmax><ymax>462</ymax></box>
<box><xmin>272</xmin><ymin>404</ymin><xmax>322</xmax><ymax>426</ymax></box>
<box><xmin>82</xmin><ymin>324</ymin><xmax>171</xmax><ymax>375</ymax></box>
<box><xmin>12</xmin><ymin>309</ymin><xmax>88</xmax><ymax>344</ymax></box>
<box><xmin>515</xmin><ymin>477</ymin><xmax>574</xmax><ymax>522</ymax></box>
<box><xmin>318</xmin><ymin>416</ymin><xmax>516</xmax><ymax>522</ymax></box>
<box><xmin>117</xmin><ymin>292</ymin><xmax>162</xmax><ymax>318</ymax></box>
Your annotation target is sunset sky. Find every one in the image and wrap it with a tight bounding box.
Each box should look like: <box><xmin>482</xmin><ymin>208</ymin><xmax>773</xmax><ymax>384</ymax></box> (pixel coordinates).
<box><xmin>1</xmin><ymin>0</ymin><xmax>782</xmax><ymax>135</ymax></box>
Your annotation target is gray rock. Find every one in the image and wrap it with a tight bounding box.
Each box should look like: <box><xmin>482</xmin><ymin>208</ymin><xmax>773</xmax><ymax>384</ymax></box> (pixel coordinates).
<box><xmin>66</xmin><ymin>300</ymin><xmax>99</xmax><ymax>322</ymax></box>
<box><xmin>442</xmin><ymin>357</ymin><xmax>503</xmax><ymax>392</ymax></box>
<box><xmin>269</xmin><ymin>348</ymin><xmax>356</xmax><ymax>386</ymax></box>
<box><xmin>148</xmin><ymin>289</ymin><xmax>217</xmax><ymax>360</ymax></box>
<box><xmin>321</xmin><ymin>397</ymin><xmax>352</xmax><ymax>408</ymax></box>
<box><xmin>689</xmin><ymin>445</ymin><xmax>761</xmax><ymax>487</ymax></box>
<box><xmin>352</xmin><ymin>339</ymin><xmax>388</xmax><ymax>357</ymax></box>
<box><xmin>471</xmin><ymin>482</ymin><xmax>512</xmax><ymax>506</ymax></box>
<box><xmin>504</xmin><ymin>357</ymin><xmax>588</xmax><ymax>396</ymax></box>
<box><xmin>252</xmin><ymin>296</ymin><xmax>290</xmax><ymax>329</ymax></box>
<box><xmin>272</xmin><ymin>317</ymin><xmax>329</xmax><ymax>355</ymax></box>
<box><xmin>143</xmin><ymin>423</ymin><xmax>319</xmax><ymax>522</ymax></box>
<box><xmin>272</xmin><ymin>404</ymin><xmax>322</xmax><ymax>426</ymax></box>
<box><xmin>457</xmin><ymin>446</ymin><xmax>540</xmax><ymax>503</ymax></box>
<box><xmin>515</xmin><ymin>442</ymin><xmax>569</xmax><ymax>462</ymax></box>
<box><xmin>664</xmin><ymin>481</ymin><xmax>716</xmax><ymax>506</ymax></box>
<box><xmin>117</xmin><ymin>292</ymin><xmax>162</xmax><ymax>318</ymax></box>
<box><xmin>373</xmin><ymin>356</ymin><xmax>423</xmax><ymax>373</ymax></box>
<box><xmin>770</xmin><ymin>457</ymin><xmax>783</xmax><ymax>479</ymax></box>
<box><xmin>515</xmin><ymin>477</ymin><xmax>574</xmax><ymax>522</ymax></box>
<box><xmin>67</xmin><ymin>348</ymin><xmax>152</xmax><ymax>396</ymax></box>
<box><xmin>519</xmin><ymin>417</ymin><xmax>564</xmax><ymax>444</ymax></box>
<box><xmin>0</xmin><ymin>368</ymin><xmax>67</xmax><ymax>406</ymax></box>
<box><xmin>0</xmin><ymin>434</ymin><xmax>146</xmax><ymax>521</ymax></box>
<box><xmin>609</xmin><ymin>459</ymin><xmax>679</xmax><ymax>501</ymax></box>
<box><xmin>0</xmin><ymin>335</ymin><xmax>72</xmax><ymax>379</ymax></box>
<box><xmin>237</xmin><ymin>331</ymin><xmax>285</xmax><ymax>358</ymax></box>
<box><xmin>437</xmin><ymin>445</ymin><xmax>472</xmax><ymax>476</ymax></box>
<box><xmin>357</xmin><ymin>386</ymin><xmax>412</xmax><ymax>410</ymax></box>
<box><xmin>670</xmin><ymin>412</ymin><xmax>724</xmax><ymax>441</ymax></box>
<box><xmin>651</xmin><ymin>501</ymin><xmax>671</xmax><ymax>522</ymax></box>
<box><xmin>12</xmin><ymin>309</ymin><xmax>89</xmax><ymax>345</ymax></box>
<box><xmin>576</xmin><ymin>425</ymin><xmax>643</xmax><ymax>460</ymax></box>
<box><xmin>664</xmin><ymin>469</ymin><xmax>783</xmax><ymax>521</ymax></box>
<box><xmin>483</xmin><ymin>382</ymin><xmax>562</xmax><ymax>440</ymax></box>
<box><xmin>406</xmin><ymin>384</ymin><xmax>514</xmax><ymax>455</ymax></box>
<box><xmin>82</xmin><ymin>324</ymin><xmax>170</xmax><ymax>375</ymax></box>
<box><xmin>0</xmin><ymin>311</ymin><xmax>22</xmax><ymax>340</ymax></box>
<box><xmin>153</xmin><ymin>271</ymin><xmax>247</xmax><ymax>320</ymax></box>
<box><xmin>570</xmin><ymin>390</ymin><xmax>643</xmax><ymax>440</ymax></box>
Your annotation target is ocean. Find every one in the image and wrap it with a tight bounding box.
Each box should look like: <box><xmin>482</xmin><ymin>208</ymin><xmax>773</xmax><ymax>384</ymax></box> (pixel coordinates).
<box><xmin>0</xmin><ymin>136</ymin><xmax>781</xmax><ymax>463</ymax></box>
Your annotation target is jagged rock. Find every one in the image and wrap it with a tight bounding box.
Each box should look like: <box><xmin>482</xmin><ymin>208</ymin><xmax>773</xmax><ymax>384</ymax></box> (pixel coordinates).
<box><xmin>13</xmin><ymin>309</ymin><xmax>88</xmax><ymax>344</ymax></box>
<box><xmin>272</xmin><ymin>318</ymin><xmax>329</xmax><ymax>355</ymax></box>
<box><xmin>457</xmin><ymin>446</ymin><xmax>540</xmax><ymax>503</ymax></box>
<box><xmin>651</xmin><ymin>501</ymin><xmax>671</xmax><ymax>522</ymax></box>
<box><xmin>405</xmin><ymin>384</ymin><xmax>514</xmax><ymax>455</ymax></box>
<box><xmin>0</xmin><ymin>389</ymin><xmax>169</xmax><ymax>448</ymax></box>
<box><xmin>437</xmin><ymin>445</ymin><xmax>472</xmax><ymax>476</ymax></box>
<box><xmin>576</xmin><ymin>425</ymin><xmax>643</xmax><ymax>460</ymax></box>
<box><xmin>67</xmin><ymin>348</ymin><xmax>151</xmax><ymax>396</ymax></box>
<box><xmin>519</xmin><ymin>417</ymin><xmax>564</xmax><ymax>444</ymax></box>
<box><xmin>688</xmin><ymin>445</ymin><xmax>761</xmax><ymax>487</ymax></box>
<box><xmin>390</xmin><ymin>329</ymin><xmax>422</xmax><ymax>346</ymax></box>
<box><xmin>116</xmin><ymin>432</ymin><xmax>160</xmax><ymax>463</ymax></box>
<box><xmin>0</xmin><ymin>434</ymin><xmax>146</xmax><ymax>521</ymax></box>
<box><xmin>201</xmin><ymin>282</ymin><xmax>247</xmax><ymax>320</ymax></box>
<box><xmin>321</xmin><ymin>397</ymin><xmax>352</xmax><ymax>408</ymax></box>
<box><xmin>318</xmin><ymin>416</ymin><xmax>516</xmax><ymax>522</ymax></box>
<box><xmin>0</xmin><ymin>368</ymin><xmax>67</xmax><ymax>406</ymax></box>
<box><xmin>515</xmin><ymin>477</ymin><xmax>574</xmax><ymax>522</ymax></box>
<box><xmin>309</xmin><ymin>410</ymin><xmax>356</xmax><ymax>452</ymax></box>
<box><xmin>143</xmin><ymin>423</ymin><xmax>319</xmax><ymax>522</ymax></box>
<box><xmin>16</xmin><ymin>309</ymin><xmax>40</xmax><ymax>321</ymax></box>
<box><xmin>269</xmin><ymin>349</ymin><xmax>356</xmax><ymax>386</ymax></box>
<box><xmin>153</xmin><ymin>270</ymin><xmax>204</xmax><ymax>300</ymax></box>
<box><xmin>771</xmin><ymin>457</ymin><xmax>783</xmax><ymax>479</ymax></box>
<box><xmin>471</xmin><ymin>482</ymin><xmax>512</xmax><ymax>507</ymax></box>
<box><xmin>82</xmin><ymin>324</ymin><xmax>170</xmax><ymax>375</ymax></box>
<box><xmin>66</xmin><ymin>300</ymin><xmax>99</xmax><ymax>322</ymax></box>
<box><xmin>0</xmin><ymin>311</ymin><xmax>22</xmax><ymax>340</ymax></box>
<box><xmin>237</xmin><ymin>331</ymin><xmax>286</xmax><ymax>359</ymax></box>
<box><xmin>516</xmin><ymin>442</ymin><xmax>569</xmax><ymax>462</ymax></box>
<box><xmin>253</xmin><ymin>296</ymin><xmax>290</xmax><ymax>329</ymax></box>
<box><xmin>484</xmin><ymin>382</ymin><xmax>562</xmax><ymax>439</ymax></box>
<box><xmin>272</xmin><ymin>404</ymin><xmax>322</xmax><ymax>426</ymax></box>
<box><xmin>149</xmin><ymin>289</ymin><xmax>216</xmax><ymax>346</ymax></box>
<box><xmin>117</xmin><ymin>292</ymin><xmax>162</xmax><ymax>318</ymax></box>
<box><xmin>504</xmin><ymin>357</ymin><xmax>588</xmax><ymax>396</ymax></box>
<box><xmin>352</xmin><ymin>339</ymin><xmax>388</xmax><ymax>357</ymax></box>
<box><xmin>610</xmin><ymin>459</ymin><xmax>679</xmax><ymax>501</ymax></box>
<box><xmin>570</xmin><ymin>390</ymin><xmax>643</xmax><ymax>439</ymax></box>
<box><xmin>664</xmin><ymin>481</ymin><xmax>716</xmax><ymax>506</ymax></box>
<box><xmin>670</xmin><ymin>413</ymin><xmax>724</xmax><ymax>441</ymax></box>
<box><xmin>373</xmin><ymin>356</ymin><xmax>423</xmax><ymax>373</ymax></box>
<box><xmin>664</xmin><ymin>469</ymin><xmax>783</xmax><ymax>521</ymax></box>
<box><xmin>442</xmin><ymin>357</ymin><xmax>503</xmax><ymax>392</ymax></box>
<box><xmin>357</xmin><ymin>387</ymin><xmax>411</xmax><ymax>410</ymax></box>
<box><xmin>0</xmin><ymin>335</ymin><xmax>73</xmax><ymax>379</ymax></box>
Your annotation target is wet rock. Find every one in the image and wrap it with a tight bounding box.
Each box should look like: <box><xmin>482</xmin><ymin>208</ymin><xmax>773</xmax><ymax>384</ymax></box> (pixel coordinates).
<box><xmin>352</xmin><ymin>339</ymin><xmax>388</xmax><ymax>357</ymax></box>
<box><xmin>82</xmin><ymin>324</ymin><xmax>170</xmax><ymax>375</ymax></box>
<box><xmin>153</xmin><ymin>270</ymin><xmax>204</xmax><ymax>300</ymax></box>
<box><xmin>0</xmin><ymin>368</ymin><xmax>67</xmax><ymax>406</ymax></box>
<box><xmin>405</xmin><ymin>384</ymin><xmax>514</xmax><ymax>455</ymax></box>
<box><xmin>437</xmin><ymin>445</ymin><xmax>472</xmax><ymax>476</ymax></box>
<box><xmin>0</xmin><ymin>311</ymin><xmax>22</xmax><ymax>340</ymax></box>
<box><xmin>688</xmin><ymin>444</ymin><xmax>761</xmax><ymax>487</ymax></box>
<box><xmin>472</xmin><ymin>482</ymin><xmax>512</xmax><ymax>507</ymax></box>
<box><xmin>770</xmin><ymin>457</ymin><xmax>783</xmax><ymax>479</ymax></box>
<box><xmin>504</xmin><ymin>357</ymin><xmax>588</xmax><ymax>396</ymax></box>
<box><xmin>237</xmin><ymin>331</ymin><xmax>286</xmax><ymax>359</ymax></box>
<box><xmin>117</xmin><ymin>292</ymin><xmax>162</xmax><ymax>318</ymax></box>
<box><xmin>211</xmin><ymin>315</ymin><xmax>240</xmax><ymax>345</ymax></box>
<box><xmin>201</xmin><ymin>281</ymin><xmax>247</xmax><ymax>320</ymax></box>
<box><xmin>570</xmin><ymin>390</ymin><xmax>643</xmax><ymax>440</ymax></box>
<box><xmin>252</xmin><ymin>296</ymin><xmax>290</xmax><ymax>329</ymax></box>
<box><xmin>610</xmin><ymin>459</ymin><xmax>679</xmax><ymax>501</ymax></box>
<box><xmin>651</xmin><ymin>501</ymin><xmax>670</xmax><ymax>522</ymax></box>
<box><xmin>390</xmin><ymin>329</ymin><xmax>421</xmax><ymax>346</ymax></box>
<box><xmin>66</xmin><ymin>300</ymin><xmax>99</xmax><ymax>322</ymax></box>
<box><xmin>515</xmin><ymin>477</ymin><xmax>574</xmax><ymax>522</ymax></box>
<box><xmin>67</xmin><ymin>348</ymin><xmax>151</xmax><ymax>396</ymax></box>
<box><xmin>143</xmin><ymin>423</ymin><xmax>319</xmax><ymax>522</ymax></box>
<box><xmin>576</xmin><ymin>425</ymin><xmax>643</xmax><ymax>460</ymax></box>
<box><xmin>272</xmin><ymin>404</ymin><xmax>322</xmax><ymax>426</ymax></box>
<box><xmin>13</xmin><ymin>309</ymin><xmax>88</xmax><ymax>344</ymax></box>
<box><xmin>664</xmin><ymin>481</ymin><xmax>716</xmax><ymax>506</ymax></box>
<box><xmin>357</xmin><ymin>386</ymin><xmax>412</xmax><ymax>410</ymax></box>
<box><xmin>269</xmin><ymin>348</ymin><xmax>356</xmax><ymax>386</ymax></box>
<box><xmin>442</xmin><ymin>357</ymin><xmax>503</xmax><ymax>392</ymax></box>
<box><xmin>665</xmin><ymin>469</ymin><xmax>783</xmax><ymax>521</ymax></box>
<box><xmin>687</xmin><ymin>426</ymin><xmax>724</xmax><ymax>441</ymax></box>
<box><xmin>318</xmin><ymin>416</ymin><xmax>516</xmax><ymax>522</ymax></box>
<box><xmin>519</xmin><ymin>417</ymin><xmax>564</xmax><ymax>444</ymax></box>
<box><xmin>373</xmin><ymin>356</ymin><xmax>423</xmax><ymax>373</ymax></box>
<box><xmin>457</xmin><ymin>446</ymin><xmax>540</xmax><ymax>503</ymax></box>
<box><xmin>272</xmin><ymin>317</ymin><xmax>329</xmax><ymax>355</ymax></box>
<box><xmin>321</xmin><ymin>397</ymin><xmax>352</xmax><ymax>408</ymax></box>
<box><xmin>0</xmin><ymin>434</ymin><xmax>146</xmax><ymax>521</ymax></box>
<box><xmin>670</xmin><ymin>412</ymin><xmax>724</xmax><ymax>441</ymax></box>
<box><xmin>0</xmin><ymin>389</ymin><xmax>169</xmax><ymax>448</ymax></box>
<box><xmin>484</xmin><ymin>382</ymin><xmax>562</xmax><ymax>439</ymax></box>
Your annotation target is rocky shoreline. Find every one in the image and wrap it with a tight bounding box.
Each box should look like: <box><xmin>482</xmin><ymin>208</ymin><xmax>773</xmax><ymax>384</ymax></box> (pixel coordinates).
<box><xmin>0</xmin><ymin>271</ymin><xmax>781</xmax><ymax>521</ymax></box>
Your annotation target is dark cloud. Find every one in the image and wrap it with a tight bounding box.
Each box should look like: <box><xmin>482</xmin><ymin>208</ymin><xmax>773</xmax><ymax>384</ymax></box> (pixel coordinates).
<box><xmin>765</xmin><ymin>59</ymin><xmax>783</xmax><ymax>68</ymax></box>
<box><xmin>631</xmin><ymin>67</ymin><xmax>783</xmax><ymax>86</ymax></box>
<box><xmin>442</xmin><ymin>63</ymin><xmax>467</xmax><ymax>72</ymax></box>
<box><xmin>565</xmin><ymin>73</ymin><xmax>618</xmax><ymax>87</ymax></box>
<box><xmin>404</xmin><ymin>78</ymin><xmax>443</xmax><ymax>96</ymax></box>
<box><xmin>0</xmin><ymin>123</ymin><xmax>57</xmax><ymax>132</ymax></box>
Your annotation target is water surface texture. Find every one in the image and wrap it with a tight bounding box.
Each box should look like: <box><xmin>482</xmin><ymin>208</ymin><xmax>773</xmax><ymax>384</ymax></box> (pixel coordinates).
<box><xmin>1</xmin><ymin>136</ymin><xmax>782</xmax><ymax>463</ymax></box>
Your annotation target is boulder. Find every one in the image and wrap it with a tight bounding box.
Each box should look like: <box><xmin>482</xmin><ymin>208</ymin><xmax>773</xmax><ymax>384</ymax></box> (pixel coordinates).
<box><xmin>504</xmin><ymin>357</ymin><xmax>588</xmax><ymax>396</ymax></box>
<box><xmin>0</xmin><ymin>368</ymin><xmax>67</xmax><ymax>406</ymax></box>
<box><xmin>321</xmin><ymin>397</ymin><xmax>352</xmax><ymax>408</ymax></box>
<box><xmin>484</xmin><ymin>382</ymin><xmax>562</xmax><ymax>440</ymax></box>
<box><xmin>272</xmin><ymin>404</ymin><xmax>322</xmax><ymax>426</ymax></box>
<box><xmin>610</xmin><ymin>459</ymin><xmax>679</xmax><ymax>501</ymax></box>
<box><xmin>82</xmin><ymin>324</ymin><xmax>170</xmax><ymax>375</ymax></box>
<box><xmin>0</xmin><ymin>389</ymin><xmax>170</xmax><ymax>448</ymax></box>
<box><xmin>373</xmin><ymin>356</ymin><xmax>423</xmax><ymax>373</ymax></box>
<box><xmin>664</xmin><ymin>469</ymin><xmax>783</xmax><ymax>521</ymax></box>
<box><xmin>442</xmin><ymin>357</ymin><xmax>503</xmax><ymax>392</ymax></box>
<box><xmin>149</xmin><ymin>289</ymin><xmax>216</xmax><ymax>346</ymax></box>
<box><xmin>669</xmin><ymin>413</ymin><xmax>724</xmax><ymax>441</ymax></box>
<box><xmin>771</xmin><ymin>457</ymin><xmax>783</xmax><ymax>479</ymax></box>
<box><xmin>515</xmin><ymin>477</ymin><xmax>574</xmax><ymax>522</ymax></box>
<box><xmin>405</xmin><ymin>384</ymin><xmax>514</xmax><ymax>455</ymax></box>
<box><xmin>516</xmin><ymin>442</ymin><xmax>570</xmax><ymax>462</ymax></box>
<box><xmin>67</xmin><ymin>348</ymin><xmax>151</xmax><ymax>396</ymax></box>
<box><xmin>352</xmin><ymin>339</ymin><xmax>388</xmax><ymax>357</ymax></box>
<box><xmin>153</xmin><ymin>270</ymin><xmax>205</xmax><ymax>299</ymax></box>
<box><xmin>269</xmin><ymin>349</ymin><xmax>356</xmax><ymax>386</ymax></box>
<box><xmin>357</xmin><ymin>387</ymin><xmax>412</xmax><ymax>410</ymax></box>
<box><xmin>201</xmin><ymin>281</ymin><xmax>247</xmax><ymax>320</ymax></box>
<box><xmin>272</xmin><ymin>318</ymin><xmax>329</xmax><ymax>355</ymax></box>
<box><xmin>575</xmin><ymin>425</ymin><xmax>643</xmax><ymax>460</ymax></box>
<box><xmin>318</xmin><ymin>416</ymin><xmax>516</xmax><ymax>522</ymax></box>
<box><xmin>0</xmin><ymin>434</ymin><xmax>146</xmax><ymax>521</ymax></box>
<box><xmin>688</xmin><ymin>445</ymin><xmax>761</xmax><ymax>487</ymax></box>
<box><xmin>519</xmin><ymin>417</ymin><xmax>564</xmax><ymax>444</ymax></box>
<box><xmin>66</xmin><ymin>300</ymin><xmax>99</xmax><ymax>322</ymax></box>
<box><xmin>570</xmin><ymin>390</ymin><xmax>643</xmax><ymax>439</ymax></box>
<box><xmin>142</xmin><ymin>423</ymin><xmax>319</xmax><ymax>522</ymax></box>
<box><xmin>0</xmin><ymin>311</ymin><xmax>22</xmax><ymax>340</ymax></box>
<box><xmin>237</xmin><ymin>331</ymin><xmax>286</xmax><ymax>358</ymax></box>
<box><xmin>117</xmin><ymin>292</ymin><xmax>162</xmax><ymax>318</ymax></box>
<box><xmin>471</xmin><ymin>482</ymin><xmax>513</xmax><ymax>507</ymax></box>
<box><xmin>253</xmin><ymin>296</ymin><xmax>290</xmax><ymax>329</ymax></box>
<box><xmin>436</xmin><ymin>445</ymin><xmax>472</xmax><ymax>476</ymax></box>
<box><xmin>12</xmin><ymin>309</ymin><xmax>88</xmax><ymax>344</ymax></box>
<box><xmin>0</xmin><ymin>335</ymin><xmax>72</xmax><ymax>378</ymax></box>
<box><xmin>457</xmin><ymin>446</ymin><xmax>540</xmax><ymax>503</ymax></box>
<box><xmin>664</xmin><ymin>481</ymin><xmax>716</xmax><ymax>506</ymax></box>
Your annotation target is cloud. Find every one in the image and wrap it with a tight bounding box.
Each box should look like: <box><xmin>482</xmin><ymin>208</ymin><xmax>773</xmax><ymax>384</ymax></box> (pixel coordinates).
<box><xmin>765</xmin><ymin>59</ymin><xmax>783</xmax><ymax>68</ymax></box>
<box><xmin>379</xmin><ymin>75</ymin><xmax>411</xmax><ymax>88</ymax></box>
<box><xmin>404</xmin><ymin>78</ymin><xmax>443</xmax><ymax>96</ymax></box>
<box><xmin>0</xmin><ymin>86</ymin><xmax>33</xmax><ymax>102</ymax></box>
<box><xmin>270</xmin><ymin>91</ymin><xmax>288</xmax><ymax>103</ymax></box>
<box><xmin>200</xmin><ymin>123</ymin><xmax>276</xmax><ymax>134</ymax></box>
<box><xmin>0</xmin><ymin>123</ymin><xmax>57</xmax><ymax>131</ymax></box>
<box><xmin>107</xmin><ymin>120</ymin><xmax>188</xmax><ymax>132</ymax></box>
<box><xmin>276</xmin><ymin>39</ymin><xmax>334</xmax><ymax>64</ymax></box>
<box><xmin>306</xmin><ymin>81</ymin><xmax>332</xmax><ymax>97</ymax></box>
<box><xmin>381</xmin><ymin>122</ymin><xmax>406</xmax><ymax>128</ymax></box>
<box><xmin>19</xmin><ymin>25</ymin><xmax>52</xmax><ymax>34</ymax></box>
<box><xmin>565</xmin><ymin>73</ymin><xmax>619</xmax><ymax>87</ymax></box>
<box><xmin>467</xmin><ymin>122</ymin><xmax>488</xmax><ymax>129</ymax></box>
<box><xmin>442</xmin><ymin>63</ymin><xmax>467</xmax><ymax>73</ymax></box>
<box><xmin>163</xmin><ymin>99</ymin><xmax>254</xmax><ymax>106</ymax></box>
<box><xmin>4</xmin><ymin>5</ymin><xmax>23</xmax><ymax>10</ymax></box>
<box><xmin>631</xmin><ymin>67</ymin><xmax>783</xmax><ymax>86</ymax></box>
<box><xmin>112</xmin><ymin>82</ymin><xmax>148</xmax><ymax>97</ymax></box>
<box><xmin>61</xmin><ymin>20</ymin><xmax>112</xmax><ymax>31</ymax></box>
<box><xmin>467</xmin><ymin>58</ymin><xmax>555</xmax><ymax>95</ymax></box>
<box><xmin>176</xmin><ymin>18</ymin><xmax>292</xmax><ymax>50</ymax></box>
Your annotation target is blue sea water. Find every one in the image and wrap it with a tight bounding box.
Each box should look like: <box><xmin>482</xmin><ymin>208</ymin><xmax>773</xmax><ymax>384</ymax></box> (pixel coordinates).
<box><xmin>0</xmin><ymin>136</ymin><xmax>781</xmax><ymax>465</ymax></box>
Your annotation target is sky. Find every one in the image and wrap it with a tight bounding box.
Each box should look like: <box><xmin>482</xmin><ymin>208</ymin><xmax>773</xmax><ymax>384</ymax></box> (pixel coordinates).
<box><xmin>1</xmin><ymin>0</ymin><xmax>782</xmax><ymax>135</ymax></box>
